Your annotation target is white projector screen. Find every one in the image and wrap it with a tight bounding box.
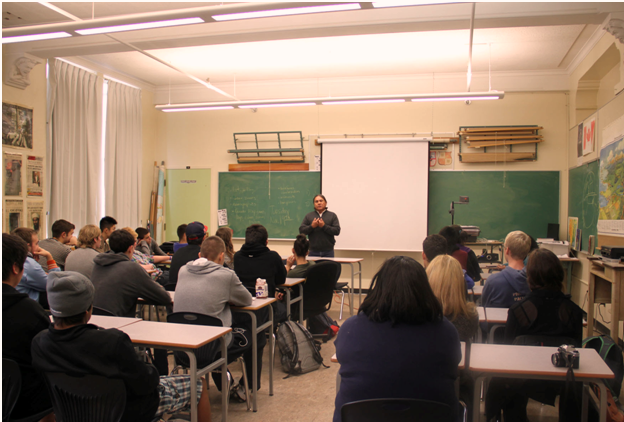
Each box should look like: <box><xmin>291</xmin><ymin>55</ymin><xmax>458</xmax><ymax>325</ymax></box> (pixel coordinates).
<box><xmin>321</xmin><ymin>138</ymin><xmax>429</xmax><ymax>252</ymax></box>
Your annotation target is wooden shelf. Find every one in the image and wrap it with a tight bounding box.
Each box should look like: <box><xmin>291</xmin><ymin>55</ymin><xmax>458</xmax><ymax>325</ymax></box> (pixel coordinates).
<box><xmin>465</xmin><ymin>134</ymin><xmax>543</xmax><ymax>141</ymax></box>
<box><xmin>467</xmin><ymin>139</ymin><xmax>544</xmax><ymax>148</ymax></box>
<box><xmin>459</xmin><ymin>126</ymin><xmax>543</xmax><ymax>134</ymax></box>
<box><xmin>459</xmin><ymin>152</ymin><xmax>536</xmax><ymax>163</ymax></box>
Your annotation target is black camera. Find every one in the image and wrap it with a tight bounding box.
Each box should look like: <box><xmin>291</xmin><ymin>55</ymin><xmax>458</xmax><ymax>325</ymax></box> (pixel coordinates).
<box><xmin>551</xmin><ymin>345</ymin><xmax>579</xmax><ymax>369</ymax></box>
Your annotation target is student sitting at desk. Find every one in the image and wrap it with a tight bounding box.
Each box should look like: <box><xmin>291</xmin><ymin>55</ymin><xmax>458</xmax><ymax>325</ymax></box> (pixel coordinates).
<box><xmin>453</xmin><ymin>224</ymin><xmax>482</xmax><ymax>282</ymax></box>
<box><xmin>481</xmin><ymin>231</ymin><xmax>531</xmax><ymax>308</ymax></box>
<box><xmin>285</xmin><ymin>234</ymin><xmax>316</xmax><ymax>278</ymax></box>
<box><xmin>2</xmin><ymin>234</ymin><xmax>54</xmax><ymax>422</ymax></box>
<box><xmin>65</xmin><ymin>224</ymin><xmax>101</xmax><ymax>280</ymax></box>
<box><xmin>173</xmin><ymin>223</ymin><xmax>188</xmax><ymax>253</ymax></box>
<box><xmin>169</xmin><ymin>222</ymin><xmax>207</xmax><ymax>288</ymax></box>
<box><xmin>422</xmin><ymin>234</ymin><xmax>474</xmax><ymax>290</ymax></box>
<box><xmin>32</xmin><ymin>271</ymin><xmax>212</xmax><ymax>422</ymax></box>
<box><xmin>91</xmin><ymin>229</ymin><xmax>172</xmax><ymax>317</ymax></box>
<box><xmin>215</xmin><ymin>227</ymin><xmax>235</xmax><ymax>269</ymax></box>
<box><xmin>333</xmin><ymin>256</ymin><xmax>460</xmax><ymax>422</ymax></box>
<box><xmin>486</xmin><ymin>248</ymin><xmax>584</xmax><ymax>422</ymax></box>
<box><xmin>427</xmin><ymin>255</ymin><xmax>479</xmax><ymax>342</ymax></box>
<box><xmin>174</xmin><ymin>235</ymin><xmax>253</xmax><ymax>401</ymax></box>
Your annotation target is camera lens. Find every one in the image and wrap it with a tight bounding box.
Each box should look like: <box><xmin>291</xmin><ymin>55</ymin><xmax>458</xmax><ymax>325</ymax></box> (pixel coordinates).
<box><xmin>551</xmin><ymin>353</ymin><xmax>560</xmax><ymax>367</ymax></box>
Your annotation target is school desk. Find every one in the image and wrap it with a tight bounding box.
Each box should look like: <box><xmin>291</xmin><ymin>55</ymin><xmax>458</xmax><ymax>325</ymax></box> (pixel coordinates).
<box><xmin>477</xmin><ymin>307</ymin><xmax>508</xmax><ymax>343</ymax></box>
<box><xmin>277</xmin><ymin>278</ymin><xmax>305</xmax><ymax>322</ymax></box>
<box><xmin>49</xmin><ymin>314</ymin><xmax>142</xmax><ymax>330</ymax></box>
<box><xmin>121</xmin><ymin>320</ymin><xmax>231</xmax><ymax>422</ymax></box>
<box><xmin>470</xmin><ymin>344</ymin><xmax>614</xmax><ymax>422</ymax></box>
<box><xmin>231</xmin><ymin>297</ymin><xmax>277</xmax><ymax>412</ymax></box>
<box><xmin>307</xmin><ymin>256</ymin><xmax>364</xmax><ymax>316</ymax></box>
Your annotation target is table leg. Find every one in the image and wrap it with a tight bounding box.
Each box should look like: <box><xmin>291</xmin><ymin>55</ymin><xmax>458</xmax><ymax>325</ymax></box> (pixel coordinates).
<box><xmin>186</xmin><ymin>350</ymin><xmax>198</xmax><ymax>422</ymax></box>
<box><xmin>473</xmin><ymin>375</ymin><xmax>485</xmax><ymax>422</ymax></box>
<box><xmin>582</xmin><ymin>383</ymin><xmax>588</xmax><ymax>422</ymax></box>
<box><xmin>488</xmin><ymin>324</ymin><xmax>504</xmax><ymax>344</ymax></box>
<box><xmin>285</xmin><ymin>289</ymin><xmax>291</xmax><ymax>320</ymax></box>
<box><xmin>596</xmin><ymin>380</ymin><xmax>608</xmax><ymax>422</ymax></box>
<box><xmin>612</xmin><ymin>273</ymin><xmax>621</xmax><ymax>342</ymax></box>
<box><xmin>268</xmin><ymin>304</ymin><xmax>274</xmax><ymax>397</ymax></box>
<box><xmin>357</xmin><ymin>262</ymin><xmax>362</xmax><ymax>308</ymax></box>
<box><xmin>298</xmin><ymin>283</ymin><xmax>303</xmax><ymax>324</ymax></box>
<box><xmin>248</xmin><ymin>311</ymin><xmax>258</xmax><ymax>412</ymax></box>
<box><xmin>348</xmin><ymin>263</ymin><xmax>354</xmax><ymax>316</ymax></box>
<box><xmin>220</xmin><ymin>337</ymin><xmax>228</xmax><ymax>422</ymax></box>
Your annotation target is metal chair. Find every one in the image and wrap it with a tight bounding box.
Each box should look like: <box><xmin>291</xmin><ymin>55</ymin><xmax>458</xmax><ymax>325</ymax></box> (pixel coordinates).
<box><xmin>167</xmin><ymin>312</ymin><xmax>251</xmax><ymax>411</ymax></box>
<box><xmin>341</xmin><ymin>398</ymin><xmax>453</xmax><ymax>422</ymax></box>
<box><xmin>44</xmin><ymin>372</ymin><xmax>126</xmax><ymax>422</ymax></box>
<box><xmin>3</xmin><ymin>359</ymin><xmax>54</xmax><ymax>422</ymax></box>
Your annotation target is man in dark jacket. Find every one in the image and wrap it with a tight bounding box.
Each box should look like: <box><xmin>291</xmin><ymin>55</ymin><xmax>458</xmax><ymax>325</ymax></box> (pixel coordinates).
<box><xmin>2</xmin><ymin>233</ymin><xmax>53</xmax><ymax>422</ymax></box>
<box><xmin>91</xmin><ymin>229</ymin><xmax>171</xmax><ymax>317</ymax></box>
<box><xmin>32</xmin><ymin>271</ymin><xmax>211</xmax><ymax>422</ymax></box>
<box><xmin>169</xmin><ymin>221</ymin><xmax>206</xmax><ymax>288</ymax></box>
<box><xmin>233</xmin><ymin>224</ymin><xmax>287</xmax><ymax>392</ymax></box>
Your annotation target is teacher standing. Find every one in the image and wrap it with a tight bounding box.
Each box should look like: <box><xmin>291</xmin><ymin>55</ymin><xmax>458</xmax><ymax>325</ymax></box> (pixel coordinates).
<box><xmin>299</xmin><ymin>194</ymin><xmax>341</xmax><ymax>257</ymax></box>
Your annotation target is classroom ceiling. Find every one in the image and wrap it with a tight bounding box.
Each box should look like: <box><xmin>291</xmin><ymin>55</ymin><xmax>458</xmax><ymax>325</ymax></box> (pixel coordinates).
<box><xmin>3</xmin><ymin>2</ymin><xmax>624</xmax><ymax>103</ymax></box>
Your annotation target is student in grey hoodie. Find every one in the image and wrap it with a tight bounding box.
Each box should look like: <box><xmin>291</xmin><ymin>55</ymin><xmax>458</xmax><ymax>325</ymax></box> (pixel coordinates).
<box><xmin>174</xmin><ymin>235</ymin><xmax>253</xmax><ymax>394</ymax></box>
<box><xmin>91</xmin><ymin>229</ymin><xmax>171</xmax><ymax>317</ymax></box>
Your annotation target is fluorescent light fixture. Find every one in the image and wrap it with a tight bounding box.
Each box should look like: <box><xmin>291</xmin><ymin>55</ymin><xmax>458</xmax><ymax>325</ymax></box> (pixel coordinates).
<box><xmin>411</xmin><ymin>96</ymin><xmax>500</xmax><ymax>102</ymax></box>
<box><xmin>161</xmin><ymin>106</ymin><xmax>234</xmax><ymax>112</ymax></box>
<box><xmin>373</xmin><ymin>1</ymin><xmax>459</xmax><ymax>7</ymax></box>
<box><xmin>2</xmin><ymin>31</ymin><xmax>71</xmax><ymax>44</ymax></box>
<box><xmin>75</xmin><ymin>17</ymin><xmax>204</xmax><ymax>35</ymax></box>
<box><xmin>238</xmin><ymin>102</ymin><xmax>316</xmax><ymax>109</ymax></box>
<box><xmin>322</xmin><ymin>99</ymin><xmax>405</xmax><ymax>105</ymax></box>
<box><xmin>212</xmin><ymin>4</ymin><xmax>361</xmax><ymax>21</ymax></box>
<box><xmin>155</xmin><ymin>91</ymin><xmax>504</xmax><ymax>112</ymax></box>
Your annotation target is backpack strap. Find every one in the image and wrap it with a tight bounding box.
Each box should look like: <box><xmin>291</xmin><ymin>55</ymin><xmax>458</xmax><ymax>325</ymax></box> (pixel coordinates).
<box><xmin>297</xmin><ymin>321</ymin><xmax>330</xmax><ymax>368</ymax></box>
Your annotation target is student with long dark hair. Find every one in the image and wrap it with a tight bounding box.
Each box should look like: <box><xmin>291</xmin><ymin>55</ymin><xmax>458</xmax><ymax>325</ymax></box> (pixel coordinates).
<box><xmin>215</xmin><ymin>227</ymin><xmax>235</xmax><ymax>269</ymax></box>
<box><xmin>333</xmin><ymin>256</ymin><xmax>461</xmax><ymax>422</ymax></box>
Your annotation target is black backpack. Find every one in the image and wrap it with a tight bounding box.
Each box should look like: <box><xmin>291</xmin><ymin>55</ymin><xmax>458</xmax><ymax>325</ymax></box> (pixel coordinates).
<box><xmin>583</xmin><ymin>335</ymin><xmax>624</xmax><ymax>399</ymax></box>
<box><xmin>276</xmin><ymin>321</ymin><xmax>327</xmax><ymax>376</ymax></box>
<box><xmin>307</xmin><ymin>312</ymin><xmax>340</xmax><ymax>343</ymax></box>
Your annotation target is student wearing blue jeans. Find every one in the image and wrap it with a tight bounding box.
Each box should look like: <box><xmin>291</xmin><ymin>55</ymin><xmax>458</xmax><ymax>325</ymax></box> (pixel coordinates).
<box><xmin>299</xmin><ymin>194</ymin><xmax>341</xmax><ymax>257</ymax></box>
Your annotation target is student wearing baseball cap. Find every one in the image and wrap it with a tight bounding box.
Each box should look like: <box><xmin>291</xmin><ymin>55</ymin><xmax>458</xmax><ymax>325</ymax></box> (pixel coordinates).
<box><xmin>32</xmin><ymin>271</ymin><xmax>211</xmax><ymax>422</ymax></box>
<box><xmin>169</xmin><ymin>221</ymin><xmax>207</xmax><ymax>289</ymax></box>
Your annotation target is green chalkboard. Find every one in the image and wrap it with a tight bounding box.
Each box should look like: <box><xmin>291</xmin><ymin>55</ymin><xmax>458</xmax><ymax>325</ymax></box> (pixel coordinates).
<box><xmin>429</xmin><ymin>171</ymin><xmax>560</xmax><ymax>241</ymax></box>
<box><xmin>568</xmin><ymin>160</ymin><xmax>599</xmax><ymax>252</ymax></box>
<box><xmin>218</xmin><ymin>172</ymin><xmax>321</xmax><ymax>239</ymax></box>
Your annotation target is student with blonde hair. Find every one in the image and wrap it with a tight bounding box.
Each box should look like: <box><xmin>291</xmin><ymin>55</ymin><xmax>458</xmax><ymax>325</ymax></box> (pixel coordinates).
<box><xmin>426</xmin><ymin>255</ymin><xmax>479</xmax><ymax>342</ymax></box>
<box><xmin>65</xmin><ymin>224</ymin><xmax>101</xmax><ymax>279</ymax></box>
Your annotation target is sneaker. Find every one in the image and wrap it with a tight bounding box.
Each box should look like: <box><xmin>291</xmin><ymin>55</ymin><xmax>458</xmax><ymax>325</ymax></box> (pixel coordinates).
<box><xmin>230</xmin><ymin>383</ymin><xmax>247</xmax><ymax>403</ymax></box>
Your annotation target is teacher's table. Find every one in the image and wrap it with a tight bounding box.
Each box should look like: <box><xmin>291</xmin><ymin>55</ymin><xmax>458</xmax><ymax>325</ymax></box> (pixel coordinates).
<box><xmin>307</xmin><ymin>257</ymin><xmax>363</xmax><ymax>316</ymax></box>
<box><xmin>587</xmin><ymin>258</ymin><xmax>624</xmax><ymax>341</ymax></box>
<box><xmin>470</xmin><ymin>344</ymin><xmax>614</xmax><ymax>422</ymax></box>
<box><xmin>277</xmin><ymin>278</ymin><xmax>305</xmax><ymax>322</ymax></box>
<box><xmin>231</xmin><ymin>297</ymin><xmax>277</xmax><ymax>412</ymax></box>
<box><xmin>331</xmin><ymin>342</ymin><xmax>466</xmax><ymax>392</ymax></box>
<box><xmin>477</xmin><ymin>307</ymin><xmax>508</xmax><ymax>343</ymax></box>
<box><xmin>120</xmin><ymin>320</ymin><xmax>231</xmax><ymax>422</ymax></box>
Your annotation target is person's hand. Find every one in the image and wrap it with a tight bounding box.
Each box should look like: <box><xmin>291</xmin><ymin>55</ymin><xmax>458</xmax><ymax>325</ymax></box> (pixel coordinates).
<box><xmin>34</xmin><ymin>245</ymin><xmax>52</xmax><ymax>260</ymax></box>
<box><xmin>496</xmin><ymin>264</ymin><xmax>506</xmax><ymax>271</ymax></box>
<box><xmin>286</xmin><ymin>255</ymin><xmax>296</xmax><ymax>267</ymax></box>
<box><xmin>67</xmin><ymin>236</ymin><xmax>78</xmax><ymax>246</ymax></box>
<box><xmin>311</xmin><ymin>218</ymin><xmax>319</xmax><ymax>228</ymax></box>
<box><xmin>317</xmin><ymin>218</ymin><xmax>325</xmax><ymax>228</ymax></box>
<box><xmin>276</xmin><ymin>292</ymin><xmax>285</xmax><ymax>301</ymax></box>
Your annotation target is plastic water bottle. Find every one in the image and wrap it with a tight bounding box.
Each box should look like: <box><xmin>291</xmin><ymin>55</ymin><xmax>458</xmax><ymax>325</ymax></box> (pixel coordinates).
<box><xmin>255</xmin><ymin>278</ymin><xmax>268</xmax><ymax>298</ymax></box>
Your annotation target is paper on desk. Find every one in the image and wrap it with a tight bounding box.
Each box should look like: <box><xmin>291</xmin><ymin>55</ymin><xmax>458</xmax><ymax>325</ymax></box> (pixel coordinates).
<box><xmin>557</xmin><ymin>254</ymin><xmax>570</xmax><ymax>258</ymax></box>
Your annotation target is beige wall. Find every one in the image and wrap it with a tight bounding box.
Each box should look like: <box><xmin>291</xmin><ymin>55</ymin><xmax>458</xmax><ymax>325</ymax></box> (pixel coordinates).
<box><xmin>157</xmin><ymin>91</ymin><xmax>570</xmax><ymax>288</ymax></box>
<box><xmin>2</xmin><ymin>59</ymin><xmax>48</xmax><ymax>234</ymax></box>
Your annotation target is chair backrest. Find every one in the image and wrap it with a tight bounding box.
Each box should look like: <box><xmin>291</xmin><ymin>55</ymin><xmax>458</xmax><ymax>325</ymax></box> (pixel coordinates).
<box><xmin>3</xmin><ymin>359</ymin><xmax>21</xmax><ymax>422</ymax></box>
<box><xmin>315</xmin><ymin>259</ymin><xmax>342</xmax><ymax>286</ymax></box>
<box><xmin>44</xmin><ymin>372</ymin><xmax>126</xmax><ymax>422</ymax></box>
<box><xmin>341</xmin><ymin>398</ymin><xmax>453</xmax><ymax>422</ymax></box>
<box><xmin>92</xmin><ymin>306</ymin><xmax>116</xmax><ymax>316</ymax></box>
<box><xmin>167</xmin><ymin>312</ymin><xmax>222</xmax><ymax>366</ymax></box>
<box><xmin>302</xmin><ymin>261</ymin><xmax>341</xmax><ymax>319</ymax></box>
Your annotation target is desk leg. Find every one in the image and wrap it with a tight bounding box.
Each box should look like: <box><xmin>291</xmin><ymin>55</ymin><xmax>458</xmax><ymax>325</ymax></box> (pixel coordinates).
<box><xmin>612</xmin><ymin>275</ymin><xmax>621</xmax><ymax>342</ymax></box>
<box><xmin>348</xmin><ymin>263</ymin><xmax>354</xmax><ymax>316</ymax></box>
<box><xmin>357</xmin><ymin>262</ymin><xmax>362</xmax><ymax>309</ymax></box>
<box><xmin>473</xmin><ymin>375</ymin><xmax>485</xmax><ymax>422</ymax></box>
<box><xmin>285</xmin><ymin>289</ymin><xmax>292</xmax><ymax>320</ymax></box>
<box><xmin>598</xmin><ymin>381</ymin><xmax>608</xmax><ymax>422</ymax></box>
<box><xmin>249</xmin><ymin>311</ymin><xmax>258</xmax><ymax>412</ymax></box>
<box><xmin>269</xmin><ymin>304</ymin><xmax>274</xmax><ymax>397</ymax></box>
<box><xmin>582</xmin><ymin>383</ymin><xmax>589</xmax><ymax>422</ymax></box>
<box><xmin>588</xmin><ymin>272</ymin><xmax>596</xmax><ymax>337</ymax></box>
<box><xmin>220</xmin><ymin>337</ymin><xmax>228</xmax><ymax>422</ymax></box>
<box><xmin>298</xmin><ymin>284</ymin><xmax>304</xmax><ymax>324</ymax></box>
<box><xmin>488</xmin><ymin>324</ymin><xmax>504</xmax><ymax>344</ymax></box>
<box><xmin>185</xmin><ymin>351</ymin><xmax>199</xmax><ymax>422</ymax></box>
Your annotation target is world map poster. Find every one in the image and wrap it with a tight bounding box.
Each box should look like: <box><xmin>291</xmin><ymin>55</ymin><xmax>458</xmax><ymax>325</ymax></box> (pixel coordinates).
<box><xmin>598</xmin><ymin>136</ymin><xmax>624</xmax><ymax>235</ymax></box>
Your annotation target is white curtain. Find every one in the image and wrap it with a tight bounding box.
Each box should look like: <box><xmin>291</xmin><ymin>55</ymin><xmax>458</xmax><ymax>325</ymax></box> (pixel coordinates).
<box><xmin>104</xmin><ymin>80</ymin><xmax>142</xmax><ymax>228</ymax></box>
<box><xmin>47</xmin><ymin>59</ymin><xmax>101</xmax><ymax>232</ymax></box>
